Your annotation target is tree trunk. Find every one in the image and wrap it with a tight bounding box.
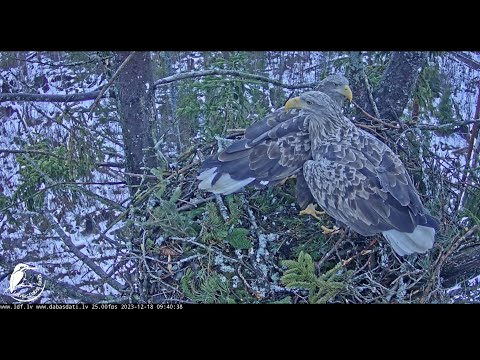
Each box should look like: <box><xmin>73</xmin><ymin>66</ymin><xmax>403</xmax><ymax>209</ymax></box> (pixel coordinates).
<box><xmin>441</xmin><ymin>244</ymin><xmax>480</xmax><ymax>288</ymax></box>
<box><xmin>374</xmin><ymin>52</ymin><xmax>428</xmax><ymax>121</ymax></box>
<box><xmin>349</xmin><ymin>51</ymin><xmax>428</xmax><ymax>122</ymax></box>
<box><xmin>115</xmin><ymin>51</ymin><xmax>158</xmax><ymax>195</ymax></box>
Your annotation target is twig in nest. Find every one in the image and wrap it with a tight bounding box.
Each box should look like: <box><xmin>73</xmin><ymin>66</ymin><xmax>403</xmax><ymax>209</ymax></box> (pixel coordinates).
<box><xmin>215</xmin><ymin>195</ymin><xmax>230</xmax><ymax>222</ymax></box>
<box><xmin>170</xmin><ymin>237</ymin><xmax>240</xmax><ymax>263</ymax></box>
<box><xmin>177</xmin><ymin>195</ymin><xmax>215</xmax><ymax>212</ymax></box>
<box><xmin>165</xmin><ymin>163</ymin><xmax>196</xmax><ymax>181</ymax></box>
<box><xmin>246</xmin><ymin>204</ymin><xmax>259</xmax><ymax>232</ymax></box>
<box><xmin>237</xmin><ymin>265</ymin><xmax>265</xmax><ymax>300</ymax></box>
<box><xmin>315</xmin><ymin>231</ymin><xmax>347</xmax><ymax>271</ymax></box>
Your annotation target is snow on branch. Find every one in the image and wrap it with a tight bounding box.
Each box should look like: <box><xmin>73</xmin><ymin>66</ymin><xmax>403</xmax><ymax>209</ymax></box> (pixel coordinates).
<box><xmin>0</xmin><ymin>90</ymin><xmax>102</xmax><ymax>103</ymax></box>
<box><xmin>153</xmin><ymin>69</ymin><xmax>315</xmax><ymax>89</ymax></box>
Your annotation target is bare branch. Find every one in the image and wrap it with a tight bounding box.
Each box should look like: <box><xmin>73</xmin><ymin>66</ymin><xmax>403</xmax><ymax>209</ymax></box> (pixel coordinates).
<box><xmin>0</xmin><ymin>148</ymin><xmax>125</xmax><ymax>168</ymax></box>
<box><xmin>89</xmin><ymin>51</ymin><xmax>136</xmax><ymax>116</ymax></box>
<box><xmin>0</xmin><ymin>90</ymin><xmax>102</xmax><ymax>104</ymax></box>
<box><xmin>177</xmin><ymin>195</ymin><xmax>215</xmax><ymax>212</ymax></box>
<box><xmin>451</xmin><ymin>52</ymin><xmax>480</xmax><ymax>70</ymax></box>
<box><xmin>362</xmin><ymin>68</ymin><xmax>381</xmax><ymax>119</ymax></box>
<box><xmin>44</xmin><ymin>211</ymin><xmax>125</xmax><ymax>293</ymax></box>
<box><xmin>352</xmin><ymin>101</ymin><xmax>401</xmax><ymax>129</ymax></box>
<box><xmin>415</xmin><ymin>119</ymin><xmax>480</xmax><ymax>131</ymax></box>
<box><xmin>41</xmin><ymin>272</ymin><xmax>118</xmax><ymax>302</ymax></box>
<box><xmin>95</xmin><ymin>162</ymin><xmax>124</xmax><ymax>168</ymax></box>
<box><xmin>1</xmin><ymin>67</ymin><xmax>311</xmax><ymax>106</ymax></box>
<box><xmin>215</xmin><ymin>194</ymin><xmax>230</xmax><ymax>222</ymax></box>
<box><xmin>0</xmin><ymin>148</ymin><xmax>65</xmax><ymax>159</ymax></box>
<box><xmin>153</xmin><ymin>69</ymin><xmax>315</xmax><ymax>90</ymax></box>
<box><xmin>170</xmin><ymin>236</ymin><xmax>240</xmax><ymax>264</ymax></box>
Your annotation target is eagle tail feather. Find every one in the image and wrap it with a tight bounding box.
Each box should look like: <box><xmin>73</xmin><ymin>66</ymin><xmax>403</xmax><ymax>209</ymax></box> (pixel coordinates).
<box><xmin>382</xmin><ymin>225</ymin><xmax>435</xmax><ymax>256</ymax></box>
<box><xmin>197</xmin><ymin>166</ymin><xmax>255</xmax><ymax>195</ymax></box>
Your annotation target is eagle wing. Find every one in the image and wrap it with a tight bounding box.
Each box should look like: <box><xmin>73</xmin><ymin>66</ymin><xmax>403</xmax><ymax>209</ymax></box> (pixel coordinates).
<box><xmin>303</xmin><ymin>131</ymin><xmax>431</xmax><ymax>236</ymax></box>
<box><xmin>198</xmin><ymin>107</ymin><xmax>313</xmax><ymax>194</ymax></box>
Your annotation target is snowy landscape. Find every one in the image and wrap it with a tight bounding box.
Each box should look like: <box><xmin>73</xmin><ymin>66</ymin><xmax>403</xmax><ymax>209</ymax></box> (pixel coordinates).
<box><xmin>1</xmin><ymin>51</ymin><xmax>479</xmax><ymax>304</ymax></box>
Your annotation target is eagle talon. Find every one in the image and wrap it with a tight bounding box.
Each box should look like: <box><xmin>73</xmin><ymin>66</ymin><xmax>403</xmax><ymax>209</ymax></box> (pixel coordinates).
<box><xmin>321</xmin><ymin>225</ymin><xmax>340</xmax><ymax>235</ymax></box>
<box><xmin>298</xmin><ymin>203</ymin><xmax>325</xmax><ymax>220</ymax></box>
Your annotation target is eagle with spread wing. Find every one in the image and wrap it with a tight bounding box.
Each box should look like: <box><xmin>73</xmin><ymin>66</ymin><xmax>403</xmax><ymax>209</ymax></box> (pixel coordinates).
<box><xmin>197</xmin><ymin>75</ymin><xmax>352</xmax><ymax>200</ymax></box>
<box><xmin>198</xmin><ymin>78</ymin><xmax>438</xmax><ymax>256</ymax></box>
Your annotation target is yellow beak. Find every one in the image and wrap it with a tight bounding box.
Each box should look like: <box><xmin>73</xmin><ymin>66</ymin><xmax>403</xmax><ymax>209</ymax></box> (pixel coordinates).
<box><xmin>342</xmin><ymin>85</ymin><xmax>353</xmax><ymax>102</ymax></box>
<box><xmin>284</xmin><ymin>97</ymin><xmax>301</xmax><ymax>112</ymax></box>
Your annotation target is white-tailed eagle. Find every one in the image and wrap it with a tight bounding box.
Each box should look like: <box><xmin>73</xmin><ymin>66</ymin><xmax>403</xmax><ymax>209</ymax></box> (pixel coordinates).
<box><xmin>198</xmin><ymin>75</ymin><xmax>352</xmax><ymax>196</ymax></box>
<box><xmin>198</xmin><ymin>77</ymin><xmax>438</xmax><ymax>256</ymax></box>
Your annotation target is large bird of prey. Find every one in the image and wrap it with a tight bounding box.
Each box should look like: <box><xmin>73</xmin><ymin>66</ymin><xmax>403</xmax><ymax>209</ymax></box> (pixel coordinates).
<box><xmin>197</xmin><ymin>74</ymin><xmax>352</xmax><ymax>196</ymax></box>
<box><xmin>283</xmin><ymin>92</ymin><xmax>439</xmax><ymax>256</ymax></box>
<box><xmin>198</xmin><ymin>77</ymin><xmax>438</xmax><ymax>256</ymax></box>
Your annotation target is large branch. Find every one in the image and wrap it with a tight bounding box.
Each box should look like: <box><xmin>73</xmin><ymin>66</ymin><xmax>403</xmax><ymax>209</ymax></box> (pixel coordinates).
<box><xmin>452</xmin><ymin>52</ymin><xmax>480</xmax><ymax>70</ymax></box>
<box><xmin>89</xmin><ymin>51</ymin><xmax>136</xmax><ymax>115</ymax></box>
<box><xmin>44</xmin><ymin>211</ymin><xmax>125</xmax><ymax>293</ymax></box>
<box><xmin>154</xmin><ymin>69</ymin><xmax>314</xmax><ymax>89</ymax></box>
<box><xmin>1</xmin><ymin>69</ymin><xmax>312</xmax><ymax>105</ymax></box>
<box><xmin>0</xmin><ymin>90</ymin><xmax>102</xmax><ymax>103</ymax></box>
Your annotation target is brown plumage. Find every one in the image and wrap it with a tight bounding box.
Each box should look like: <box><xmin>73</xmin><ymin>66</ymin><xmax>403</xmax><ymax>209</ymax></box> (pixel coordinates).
<box><xmin>283</xmin><ymin>91</ymin><xmax>439</xmax><ymax>256</ymax></box>
<box><xmin>197</xmin><ymin>74</ymin><xmax>352</xmax><ymax>195</ymax></box>
<box><xmin>198</xmin><ymin>76</ymin><xmax>438</xmax><ymax>256</ymax></box>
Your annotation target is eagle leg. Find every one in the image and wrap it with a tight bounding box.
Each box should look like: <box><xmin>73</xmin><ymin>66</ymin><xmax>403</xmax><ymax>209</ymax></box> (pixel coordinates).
<box><xmin>298</xmin><ymin>203</ymin><xmax>325</xmax><ymax>220</ymax></box>
<box><xmin>299</xmin><ymin>204</ymin><xmax>339</xmax><ymax>234</ymax></box>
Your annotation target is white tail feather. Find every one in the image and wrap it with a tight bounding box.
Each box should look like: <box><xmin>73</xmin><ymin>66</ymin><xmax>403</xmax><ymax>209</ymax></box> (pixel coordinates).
<box><xmin>382</xmin><ymin>225</ymin><xmax>435</xmax><ymax>256</ymax></box>
<box><xmin>198</xmin><ymin>168</ymin><xmax>255</xmax><ymax>195</ymax></box>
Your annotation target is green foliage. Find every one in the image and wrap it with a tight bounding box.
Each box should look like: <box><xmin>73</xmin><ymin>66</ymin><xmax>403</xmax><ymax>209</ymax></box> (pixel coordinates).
<box><xmin>415</xmin><ymin>62</ymin><xmax>442</xmax><ymax>118</ymax></box>
<box><xmin>201</xmin><ymin>196</ymin><xmax>252</xmax><ymax>250</ymax></box>
<box><xmin>181</xmin><ymin>268</ymin><xmax>236</xmax><ymax>304</ymax></box>
<box><xmin>201</xmin><ymin>202</ymin><xmax>229</xmax><ymax>243</ymax></box>
<box><xmin>251</xmin><ymin>182</ymin><xmax>296</xmax><ymax>213</ymax></box>
<box><xmin>437</xmin><ymin>85</ymin><xmax>455</xmax><ymax>129</ymax></box>
<box><xmin>269</xmin><ymin>207</ymin><xmax>330</xmax><ymax>261</ymax></box>
<box><xmin>225</xmin><ymin>195</ymin><xmax>243</xmax><ymax>223</ymax></box>
<box><xmin>291</xmin><ymin>233</ymin><xmax>329</xmax><ymax>262</ymax></box>
<box><xmin>12</xmin><ymin>141</ymin><xmax>94</xmax><ymax>211</ymax></box>
<box><xmin>250</xmin><ymin>188</ymin><xmax>280</xmax><ymax>214</ymax></box>
<box><xmin>281</xmin><ymin>251</ymin><xmax>351</xmax><ymax>303</ymax></box>
<box><xmin>0</xmin><ymin>193</ymin><xmax>13</xmax><ymax>222</ymax></box>
<box><xmin>141</xmin><ymin>181</ymin><xmax>200</xmax><ymax>238</ymax></box>
<box><xmin>176</xmin><ymin>52</ymin><xmax>270</xmax><ymax>140</ymax></box>
<box><xmin>227</xmin><ymin>228</ymin><xmax>251</xmax><ymax>250</ymax></box>
<box><xmin>271</xmin><ymin>296</ymin><xmax>292</xmax><ymax>304</ymax></box>
<box><xmin>461</xmin><ymin>184</ymin><xmax>480</xmax><ymax>227</ymax></box>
